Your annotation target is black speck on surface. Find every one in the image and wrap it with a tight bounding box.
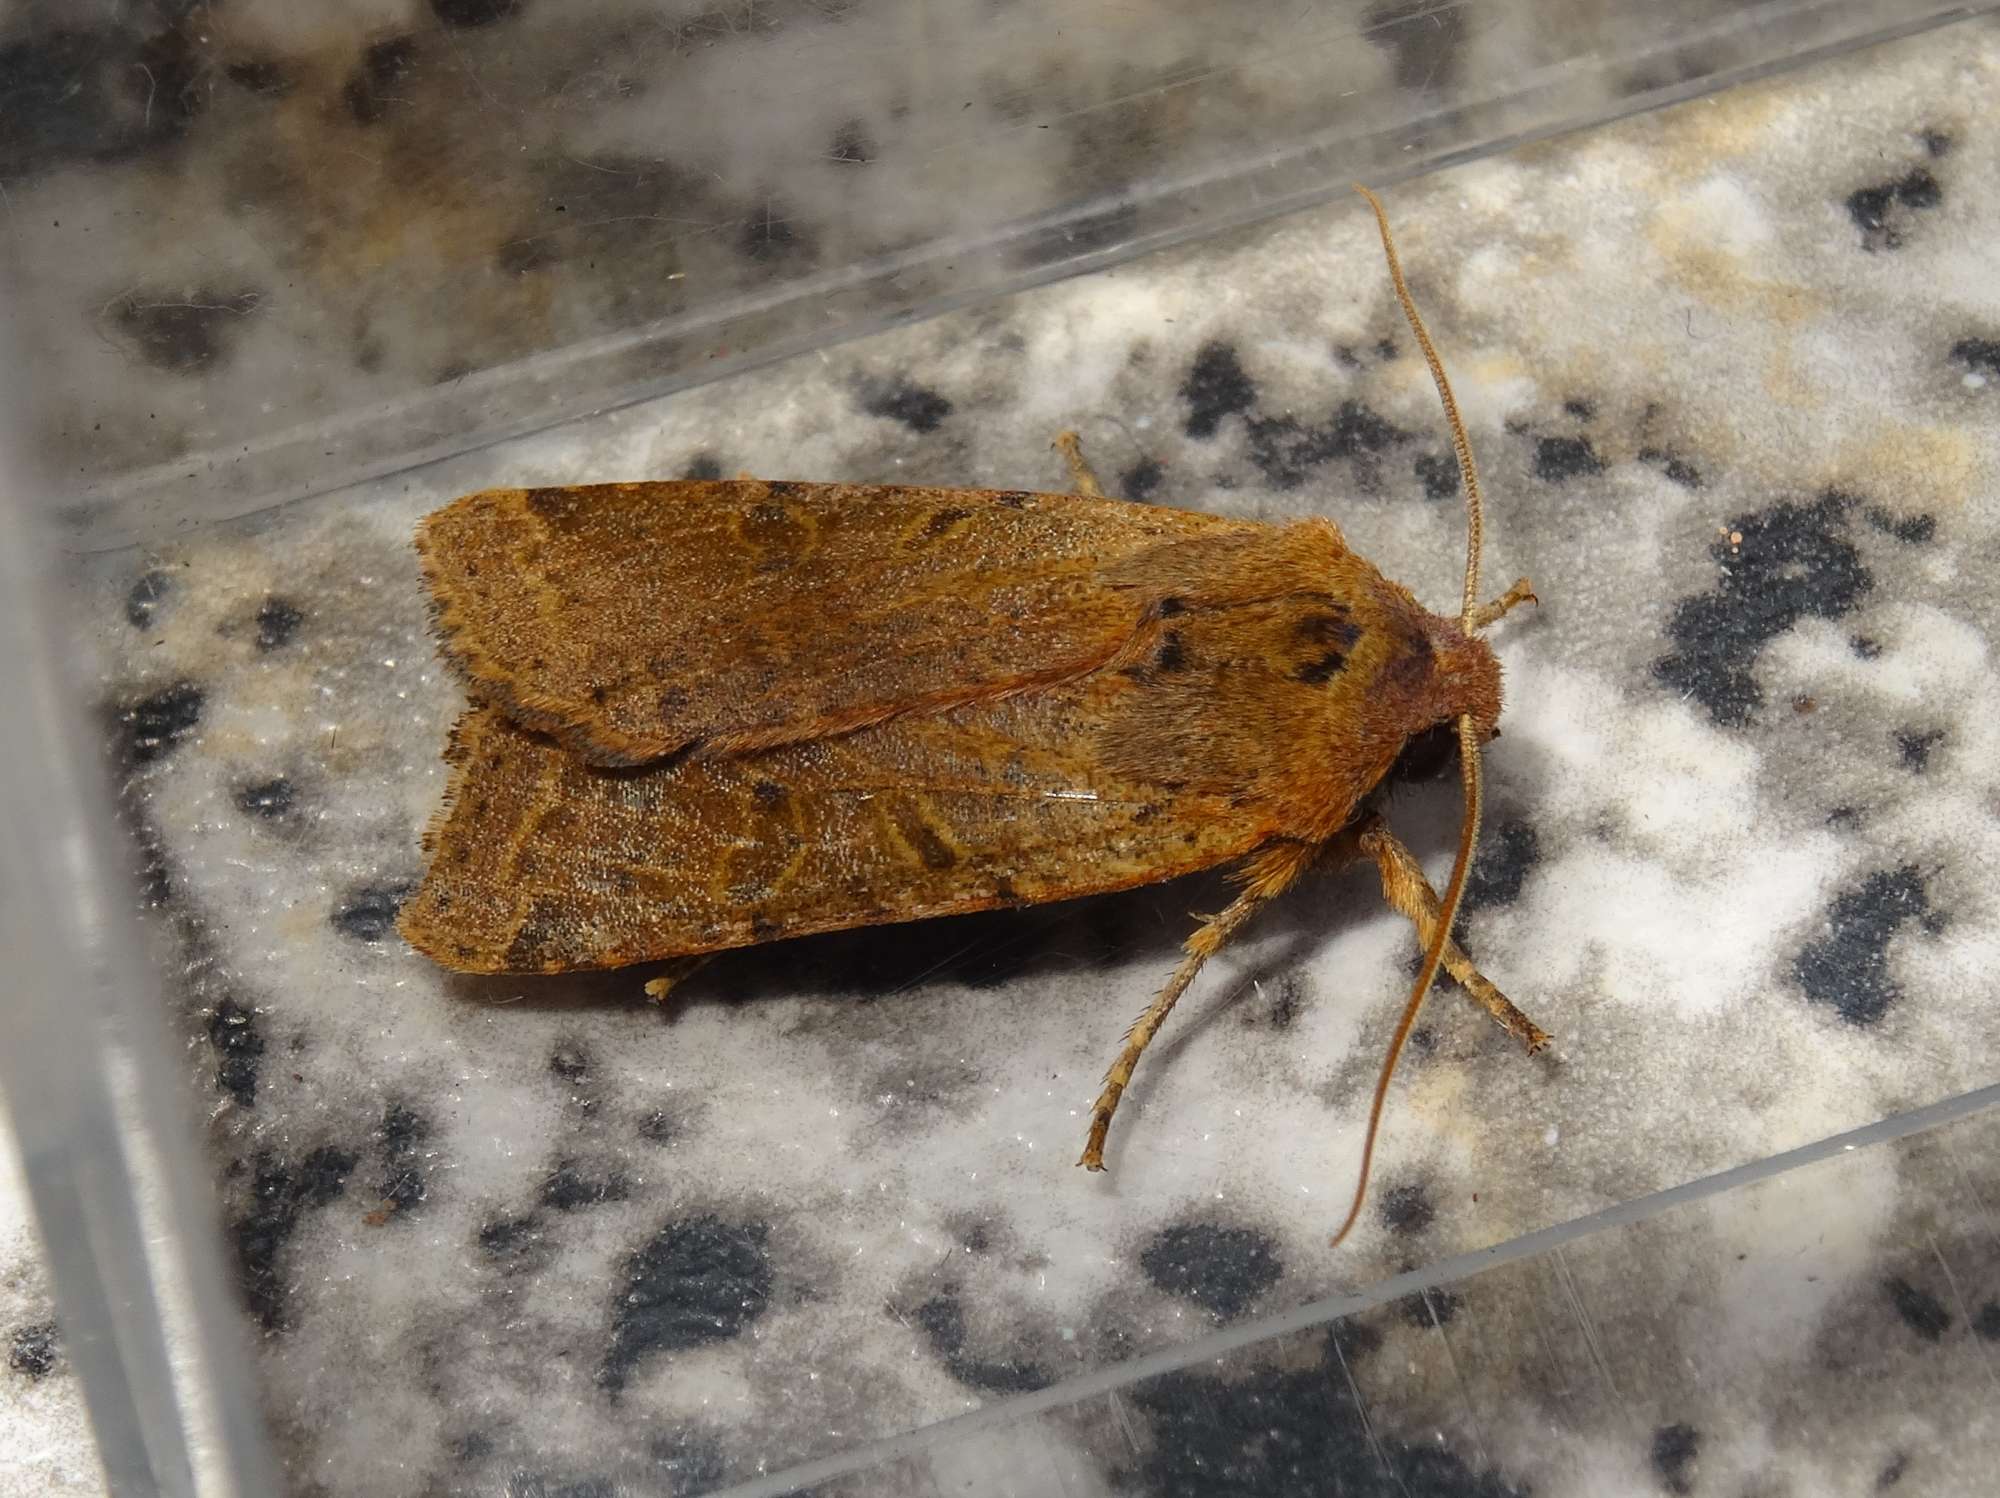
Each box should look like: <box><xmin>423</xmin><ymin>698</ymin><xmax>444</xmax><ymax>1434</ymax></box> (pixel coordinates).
<box><xmin>1128</xmin><ymin>1333</ymin><xmax>1523</xmax><ymax>1498</ymax></box>
<box><xmin>1533</xmin><ymin>434</ymin><xmax>1606</xmax><ymax>483</ymax></box>
<box><xmin>479</xmin><ymin>1214</ymin><xmax>543</xmax><ymax>1261</ymax></box>
<box><xmin>1826</xmin><ymin>805</ymin><xmax>1862</xmax><ymax>830</ymax></box>
<box><xmin>125</xmin><ymin>570</ymin><xmax>173</xmax><ymax>628</ymax></box>
<box><xmin>602</xmin><ymin>1217</ymin><xmax>773</xmax><ymax>1390</ymax></box>
<box><xmin>1120</xmin><ymin>457</ymin><xmax>1165</xmax><ymax>501</ymax></box>
<box><xmin>913</xmin><ymin>1292</ymin><xmax>1052</xmax><ymax>1394</ymax></box>
<box><xmin>119</xmin><ymin>681</ymin><xmax>203</xmax><ymax>764</ymax></box>
<box><xmin>1652</xmin><ymin>1423</ymin><xmax>1700</xmax><ymax>1496</ymax></box>
<box><xmin>637</xmin><ymin>1108</ymin><xmax>677</xmax><ymax>1144</ymax></box>
<box><xmin>0</xmin><ymin>24</ymin><xmax>207</xmax><ymax>179</ymax></box>
<box><xmin>739</xmin><ymin>201</ymin><xmax>807</xmax><ymax>263</ymax></box>
<box><xmin>827</xmin><ymin>120</ymin><xmax>875</xmax><ymax>164</ymax></box>
<box><xmin>1639</xmin><ymin>447</ymin><xmax>1702</xmax><ymax>488</ymax></box>
<box><xmin>1653</xmin><ymin>492</ymin><xmax>1870</xmax><ymax>726</ymax></box>
<box><xmin>862</xmin><ymin>380</ymin><xmax>952</xmax><ymax>433</ymax></box>
<box><xmin>1884</xmin><ymin>1276</ymin><xmax>1951</xmax><ymax>1340</ymax></box>
<box><xmin>1181</xmin><ymin>343</ymin><xmax>1257</xmax><ymax>439</ymax></box>
<box><xmin>1951</xmin><ymin>338</ymin><xmax>2000</xmax><ymax>379</ymax></box>
<box><xmin>432</xmin><ymin>0</ymin><xmax>523</xmax><ymax>27</ymax></box>
<box><xmin>1366</xmin><ymin>0</ymin><xmax>1469</xmax><ymax>92</ymax></box>
<box><xmin>8</xmin><ymin>1321</ymin><xmax>58</xmax><ymax>1379</ymax></box>
<box><xmin>1878</xmin><ymin>1452</ymin><xmax>1910</xmax><ymax>1489</ymax></box>
<box><xmin>1562</xmin><ymin>396</ymin><xmax>1596</xmax><ymax>420</ymax></box>
<box><xmin>541</xmin><ymin>1161</ymin><xmax>630</xmax><ymax>1212</ymax></box>
<box><xmin>649</xmin><ymin>1428</ymin><xmax>730</xmax><ymax>1494</ymax></box>
<box><xmin>255</xmin><ymin>597</ymin><xmax>303</xmax><ymax>651</ymax></box>
<box><xmin>208</xmin><ymin>998</ymin><xmax>265</xmax><ymax>1107</ymax></box>
<box><xmin>231</xmin><ymin>1145</ymin><xmax>357</xmax><ymax>1330</ymax></box>
<box><xmin>112</xmin><ymin>288</ymin><xmax>262</xmax><ymax>373</ymax></box>
<box><xmin>1377</xmin><ymin>1182</ymin><xmax>1435</xmax><ymax>1235</ymax></box>
<box><xmin>1399</xmin><ymin>1286</ymin><xmax>1461</xmax><ymax>1329</ymax></box>
<box><xmin>1139</xmin><ymin>1222</ymin><xmax>1283</xmax><ymax>1321</ymax></box>
<box><xmin>224</xmin><ymin>59</ymin><xmax>291</xmax><ymax>96</ymax></box>
<box><xmin>1414</xmin><ymin>450</ymin><xmax>1460</xmax><ymax>501</ymax></box>
<box><xmin>1894</xmin><ymin>727</ymin><xmax>1945</xmax><ymax>771</ymax></box>
<box><xmin>1920</xmin><ymin>127</ymin><xmax>1952</xmax><ymax>157</ymax></box>
<box><xmin>683</xmin><ymin>453</ymin><xmax>724</xmax><ymax>480</ymax></box>
<box><xmin>1246</xmin><ymin>401</ymin><xmax>1407</xmax><ymax>490</ymax></box>
<box><xmin>1462</xmin><ymin>820</ymin><xmax>1538</xmax><ymax>911</ymax></box>
<box><xmin>235</xmin><ymin>777</ymin><xmax>295</xmax><ymax>819</ymax></box>
<box><xmin>549</xmin><ymin>1044</ymin><xmax>590</xmax><ymax>1083</ymax></box>
<box><xmin>506</xmin><ymin>1472</ymin><xmax>615</xmax><ymax>1498</ymax></box>
<box><xmin>1851</xmin><ymin>635</ymin><xmax>1883</xmax><ymax>660</ymax></box>
<box><xmin>377</xmin><ymin>1103</ymin><xmax>430</xmax><ymax>1213</ymax></box>
<box><xmin>332</xmin><ymin>882</ymin><xmax>413</xmax><ymax>942</ymax></box>
<box><xmin>1846</xmin><ymin>168</ymin><xmax>1942</xmax><ymax>251</ymax></box>
<box><xmin>1867</xmin><ymin>507</ymin><xmax>1935</xmax><ymax>543</ymax></box>
<box><xmin>1970</xmin><ymin>1301</ymin><xmax>2000</xmax><ymax>1341</ymax></box>
<box><xmin>344</xmin><ymin>36</ymin><xmax>418</xmax><ymax>125</ymax></box>
<box><xmin>1794</xmin><ymin>865</ymin><xmax>1929</xmax><ymax>1025</ymax></box>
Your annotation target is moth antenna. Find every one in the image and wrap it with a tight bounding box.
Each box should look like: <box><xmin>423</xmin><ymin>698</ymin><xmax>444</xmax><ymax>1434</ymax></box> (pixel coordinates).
<box><xmin>1329</xmin><ymin>714</ymin><xmax>1483</xmax><ymax>1248</ymax></box>
<box><xmin>1354</xmin><ymin>183</ymin><xmax>1484</xmax><ymax>629</ymax></box>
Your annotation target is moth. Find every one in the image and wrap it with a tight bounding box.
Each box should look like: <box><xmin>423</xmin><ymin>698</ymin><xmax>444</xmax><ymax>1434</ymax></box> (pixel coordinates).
<box><xmin>399</xmin><ymin>188</ymin><xmax>1546</xmax><ymax>1244</ymax></box>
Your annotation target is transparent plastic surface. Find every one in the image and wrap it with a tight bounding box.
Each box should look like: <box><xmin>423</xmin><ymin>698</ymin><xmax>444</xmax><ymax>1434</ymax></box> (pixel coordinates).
<box><xmin>708</xmin><ymin>1085</ymin><xmax>2000</xmax><ymax>1497</ymax></box>
<box><xmin>6</xmin><ymin>4</ymin><xmax>2000</xmax><ymax>1496</ymax></box>
<box><xmin>0</xmin><ymin>0</ymin><xmax>1982</xmax><ymax>548</ymax></box>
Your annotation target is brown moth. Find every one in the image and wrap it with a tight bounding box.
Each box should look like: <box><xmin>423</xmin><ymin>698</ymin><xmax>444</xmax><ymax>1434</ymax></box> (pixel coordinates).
<box><xmin>399</xmin><ymin>187</ymin><xmax>1546</xmax><ymax>1243</ymax></box>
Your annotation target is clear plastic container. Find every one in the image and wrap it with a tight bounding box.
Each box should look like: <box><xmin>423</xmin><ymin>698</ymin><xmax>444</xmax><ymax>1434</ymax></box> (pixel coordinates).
<box><xmin>4</xmin><ymin>3</ymin><xmax>1996</xmax><ymax>1495</ymax></box>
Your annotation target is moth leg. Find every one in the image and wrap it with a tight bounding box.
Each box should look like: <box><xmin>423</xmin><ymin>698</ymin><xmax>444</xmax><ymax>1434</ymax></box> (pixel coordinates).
<box><xmin>1355</xmin><ymin>815</ymin><xmax>1551</xmax><ymax>1054</ymax></box>
<box><xmin>642</xmin><ymin>954</ymin><xmax>712</xmax><ymax>1011</ymax></box>
<box><xmin>1080</xmin><ymin>841</ymin><xmax>1316</xmax><ymax>1170</ymax></box>
<box><xmin>1052</xmin><ymin>431</ymin><xmax>1106</xmax><ymax>498</ymax></box>
<box><xmin>1468</xmin><ymin>576</ymin><xmax>1537</xmax><ymax>631</ymax></box>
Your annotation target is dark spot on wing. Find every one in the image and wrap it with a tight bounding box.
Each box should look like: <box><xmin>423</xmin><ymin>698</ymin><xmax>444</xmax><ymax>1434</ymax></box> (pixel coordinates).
<box><xmin>541</xmin><ymin>1160</ymin><xmax>630</xmax><ymax>1212</ymax></box>
<box><xmin>1154</xmin><ymin>631</ymin><xmax>1188</xmax><ymax>673</ymax></box>
<box><xmin>235</xmin><ymin>777</ymin><xmax>296</xmax><ymax>820</ymax></box>
<box><xmin>1295</xmin><ymin>650</ymin><xmax>1347</xmax><ymax>684</ymax></box>
<box><xmin>683</xmin><ymin>453</ymin><xmax>724</xmax><ymax>480</ymax></box>
<box><xmin>920</xmin><ymin>506</ymin><xmax>973</xmax><ymax>539</ymax></box>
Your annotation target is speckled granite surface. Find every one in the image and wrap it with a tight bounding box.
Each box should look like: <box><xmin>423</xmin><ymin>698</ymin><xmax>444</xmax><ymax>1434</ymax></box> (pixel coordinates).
<box><xmin>8</xmin><ymin>11</ymin><xmax>2000</xmax><ymax>1498</ymax></box>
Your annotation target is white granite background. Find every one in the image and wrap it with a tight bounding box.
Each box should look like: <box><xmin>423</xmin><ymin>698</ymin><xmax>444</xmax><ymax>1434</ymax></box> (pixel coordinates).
<box><xmin>8</xmin><ymin>14</ymin><xmax>2000</xmax><ymax>1498</ymax></box>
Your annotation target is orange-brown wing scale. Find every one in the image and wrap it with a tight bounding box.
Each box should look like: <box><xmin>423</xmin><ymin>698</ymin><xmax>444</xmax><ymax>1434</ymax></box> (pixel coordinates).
<box><xmin>399</xmin><ymin>541</ymin><xmax>1497</xmax><ymax>973</ymax></box>
<box><xmin>415</xmin><ymin>480</ymin><xmax>1263</xmax><ymax>765</ymax></box>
